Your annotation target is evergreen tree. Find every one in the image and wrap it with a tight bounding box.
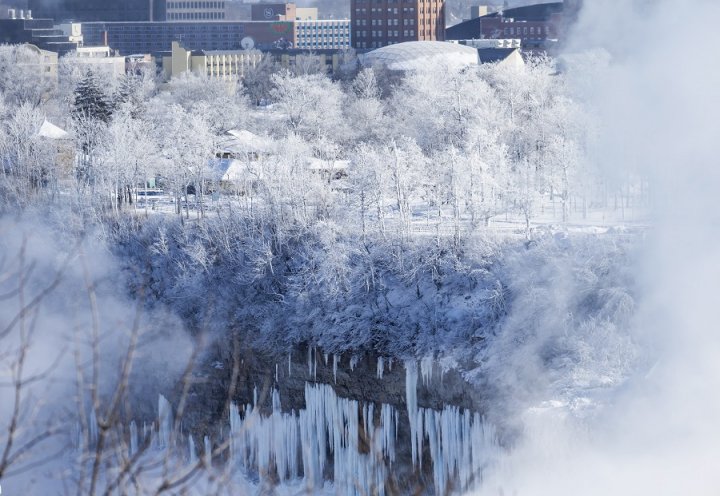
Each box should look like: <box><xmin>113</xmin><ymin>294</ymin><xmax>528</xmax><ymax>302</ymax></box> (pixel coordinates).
<box><xmin>72</xmin><ymin>70</ymin><xmax>113</xmax><ymax>123</ymax></box>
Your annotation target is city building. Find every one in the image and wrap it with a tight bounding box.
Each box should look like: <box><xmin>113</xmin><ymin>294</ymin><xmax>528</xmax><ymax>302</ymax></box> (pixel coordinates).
<box><xmin>445</xmin><ymin>1</ymin><xmax>581</xmax><ymax>52</ymax></box>
<box><xmin>64</xmin><ymin>46</ymin><xmax>128</xmax><ymax>79</ymax></box>
<box><xmin>250</xmin><ymin>3</ymin><xmax>318</xmax><ymax>21</ymax></box>
<box><xmin>295</xmin><ymin>7</ymin><xmax>318</xmax><ymax>21</ymax></box>
<box><xmin>28</xmin><ymin>0</ymin><xmax>167</xmax><ymax>22</ymax></box>
<box><xmin>296</xmin><ymin>19</ymin><xmax>351</xmax><ymax>50</ymax></box>
<box><xmin>0</xmin><ymin>43</ymin><xmax>59</xmax><ymax>86</ymax></box>
<box><xmin>26</xmin><ymin>0</ymin><xmax>241</xmax><ymax>22</ymax></box>
<box><xmin>0</xmin><ymin>14</ymin><xmax>79</xmax><ymax>54</ymax></box>
<box><xmin>165</xmin><ymin>1</ymin><xmax>227</xmax><ymax>21</ymax></box>
<box><xmin>163</xmin><ymin>40</ymin><xmax>262</xmax><ymax>80</ymax></box>
<box><xmin>250</xmin><ymin>2</ymin><xmax>296</xmax><ymax>21</ymax></box>
<box><xmin>163</xmin><ymin>40</ymin><xmax>345</xmax><ymax>80</ymax></box>
<box><xmin>80</xmin><ymin>21</ymin><xmax>296</xmax><ymax>55</ymax></box>
<box><xmin>351</xmin><ymin>0</ymin><xmax>446</xmax><ymax>49</ymax></box>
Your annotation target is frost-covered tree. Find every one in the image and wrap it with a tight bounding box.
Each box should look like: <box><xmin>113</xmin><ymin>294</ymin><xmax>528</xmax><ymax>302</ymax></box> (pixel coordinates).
<box><xmin>242</xmin><ymin>51</ymin><xmax>278</xmax><ymax>106</ymax></box>
<box><xmin>1</xmin><ymin>103</ymin><xmax>57</xmax><ymax>204</ymax></box>
<box><xmin>270</xmin><ymin>71</ymin><xmax>347</xmax><ymax>142</ymax></box>
<box><xmin>0</xmin><ymin>45</ymin><xmax>56</xmax><ymax>106</ymax></box>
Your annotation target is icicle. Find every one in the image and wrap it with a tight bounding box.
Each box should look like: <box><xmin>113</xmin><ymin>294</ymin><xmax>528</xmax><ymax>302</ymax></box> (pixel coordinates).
<box><xmin>405</xmin><ymin>360</ymin><xmax>419</xmax><ymax>467</ymax></box>
<box><xmin>75</xmin><ymin>422</ymin><xmax>83</xmax><ymax>452</ymax></box>
<box><xmin>388</xmin><ymin>357</ymin><xmax>393</xmax><ymax>371</ymax></box>
<box><xmin>376</xmin><ymin>357</ymin><xmax>385</xmax><ymax>379</ymax></box>
<box><xmin>314</xmin><ymin>349</ymin><xmax>318</xmax><ymax>380</ymax></box>
<box><xmin>276</xmin><ymin>363</ymin><xmax>279</xmax><ymax>383</ymax></box>
<box><xmin>350</xmin><ymin>355</ymin><xmax>359</xmax><ymax>372</ymax></box>
<box><xmin>288</xmin><ymin>353</ymin><xmax>292</xmax><ymax>377</ymax></box>
<box><xmin>204</xmin><ymin>435</ymin><xmax>212</xmax><ymax>468</ymax></box>
<box><xmin>188</xmin><ymin>434</ymin><xmax>197</xmax><ymax>465</ymax></box>
<box><xmin>253</xmin><ymin>385</ymin><xmax>258</xmax><ymax>408</ymax></box>
<box><xmin>129</xmin><ymin>420</ymin><xmax>138</xmax><ymax>456</ymax></box>
<box><xmin>308</xmin><ymin>346</ymin><xmax>313</xmax><ymax>378</ymax></box>
<box><xmin>89</xmin><ymin>409</ymin><xmax>98</xmax><ymax>447</ymax></box>
<box><xmin>272</xmin><ymin>388</ymin><xmax>282</xmax><ymax>412</ymax></box>
<box><xmin>324</xmin><ymin>352</ymin><xmax>329</xmax><ymax>366</ymax></box>
<box><xmin>158</xmin><ymin>395</ymin><xmax>173</xmax><ymax>450</ymax></box>
<box><xmin>333</xmin><ymin>353</ymin><xmax>339</xmax><ymax>384</ymax></box>
<box><xmin>420</xmin><ymin>355</ymin><xmax>434</xmax><ymax>386</ymax></box>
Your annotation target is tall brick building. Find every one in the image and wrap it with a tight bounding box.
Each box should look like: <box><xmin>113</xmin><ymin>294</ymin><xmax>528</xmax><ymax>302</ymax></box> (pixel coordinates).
<box><xmin>351</xmin><ymin>0</ymin><xmax>445</xmax><ymax>49</ymax></box>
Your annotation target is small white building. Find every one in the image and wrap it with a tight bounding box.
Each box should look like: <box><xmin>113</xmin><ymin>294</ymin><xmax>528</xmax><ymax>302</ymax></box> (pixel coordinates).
<box><xmin>63</xmin><ymin>45</ymin><xmax>127</xmax><ymax>79</ymax></box>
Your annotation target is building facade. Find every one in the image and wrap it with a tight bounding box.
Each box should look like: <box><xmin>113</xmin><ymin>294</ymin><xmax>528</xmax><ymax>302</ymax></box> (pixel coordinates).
<box><xmin>27</xmin><ymin>0</ymin><xmax>239</xmax><ymax>22</ymax></box>
<box><xmin>165</xmin><ymin>1</ymin><xmax>227</xmax><ymax>21</ymax></box>
<box><xmin>163</xmin><ymin>41</ymin><xmax>344</xmax><ymax>80</ymax></box>
<box><xmin>445</xmin><ymin>2</ymin><xmax>578</xmax><ymax>52</ymax></box>
<box><xmin>351</xmin><ymin>0</ymin><xmax>446</xmax><ymax>49</ymax></box>
<box><xmin>163</xmin><ymin>41</ymin><xmax>262</xmax><ymax>79</ymax></box>
<box><xmin>251</xmin><ymin>3</ymin><xmax>296</xmax><ymax>21</ymax></box>
<box><xmin>0</xmin><ymin>17</ymin><xmax>79</xmax><ymax>54</ymax></box>
<box><xmin>81</xmin><ymin>21</ymin><xmax>297</xmax><ymax>55</ymax></box>
<box><xmin>28</xmin><ymin>0</ymin><xmax>167</xmax><ymax>22</ymax></box>
<box><xmin>296</xmin><ymin>19</ymin><xmax>351</xmax><ymax>50</ymax></box>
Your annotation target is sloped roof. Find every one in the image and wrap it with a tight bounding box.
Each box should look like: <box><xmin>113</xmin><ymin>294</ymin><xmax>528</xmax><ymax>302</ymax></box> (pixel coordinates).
<box><xmin>218</xmin><ymin>129</ymin><xmax>273</xmax><ymax>154</ymax></box>
<box><xmin>37</xmin><ymin>120</ymin><xmax>69</xmax><ymax>140</ymax></box>
<box><xmin>478</xmin><ymin>48</ymin><xmax>520</xmax><ymax>64</ymax></box>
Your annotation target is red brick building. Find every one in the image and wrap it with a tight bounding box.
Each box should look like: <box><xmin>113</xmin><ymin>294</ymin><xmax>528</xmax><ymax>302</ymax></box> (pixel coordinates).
<box><xmin>351</xmin><ymin>0</ymin><xmax>446</xmax><ymax>50</ymax></box>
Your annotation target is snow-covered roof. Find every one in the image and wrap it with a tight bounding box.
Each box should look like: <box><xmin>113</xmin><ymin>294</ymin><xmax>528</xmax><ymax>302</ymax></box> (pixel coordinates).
<box><xmin>218</xmin><ymin>129</ymin><xmax>273</xmax><ymax>154</ymax></box>
<box><xmin>360</xmin><ymin>41</ymin><xmax>479</xmax><ymax>72</ymax></box>
<box><xmin>37</xmin><ymin>120</ymin><xmax>69</xmax><ymax>140</ymax></box>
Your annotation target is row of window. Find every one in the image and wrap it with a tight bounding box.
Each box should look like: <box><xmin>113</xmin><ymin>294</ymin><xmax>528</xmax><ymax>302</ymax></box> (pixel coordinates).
<box><xmin>358</xmin><ymin>29</ymin><xmax>415</xmax><ymax>38</ymax></box>
<box><xmin>297</xmin><ymin>43</ymin><xmax>351</xmax><ymax>49</ymax></box>
<box><xmin>167</xmin><ymin>12</ymin><xmax>224</xmax><ymax>20</ymax></box>
<box><xmin>504</xmin><ymin>26</ymin><xmax>550</xmax><ymax>36</ymax></box>
<box><xmin>297</xmin><ymin>24</ymin><xmax>351</xmax><ymax>28</ymax></box>
<box><xmin>298</xmin><ymin>26</ymin><xmax>351</xmax><ymax>32</ymax></box>
<box><xmin>298</xmin><ymin>36</ymin><xmax>350</xmax><ymax>41</ymax></box>
<box><xmin>166</xmin><ymin>1</ymin><xmax>225</xmax><ymax>9</ymax></box>
<box><xmin>355</xmin><ymin>7</ymin><xmax>416</xmax><ymax>14</ymax></box>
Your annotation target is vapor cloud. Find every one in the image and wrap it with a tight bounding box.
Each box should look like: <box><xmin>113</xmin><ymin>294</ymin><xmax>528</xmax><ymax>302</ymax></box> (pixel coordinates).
<box><xmin>474</xmin><ymin>1</ymin><xmax>720</xmax><ymax>494</ymax></box>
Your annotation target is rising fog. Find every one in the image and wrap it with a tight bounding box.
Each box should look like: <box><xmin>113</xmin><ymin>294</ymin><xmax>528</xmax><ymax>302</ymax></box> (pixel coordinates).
<box><xmin>475</xmin><ymin>1</ymin><xmax>720</xmax><ymax>494</ymax></box>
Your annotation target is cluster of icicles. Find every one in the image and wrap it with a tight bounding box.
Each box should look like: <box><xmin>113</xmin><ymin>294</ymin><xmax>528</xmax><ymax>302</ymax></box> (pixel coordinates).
<box><xmin>229</xmin><ymin>358</ymin><xmax>501</xmax><ymax>494</ymax></box>
<box><xmin>92</xmin><ymin>359</ymin><xmax>501</xmax><ymax>495</ymax></box>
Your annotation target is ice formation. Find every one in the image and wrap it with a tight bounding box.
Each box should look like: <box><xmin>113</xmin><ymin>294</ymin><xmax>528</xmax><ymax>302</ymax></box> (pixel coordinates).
<box><xmin>228</xmin><ymin>383</ymin><xmax>393</xmax><ymax>495</ymax></box>
<box><xmin>333</xmin><ymin>353</ymin><xmax>339</xmax><ymax>384</ymax></box>
<box><xmin>377</xmin><ymin>357</ymin><xmax>385</xmax><ymax>379</ymax></box>
<box><xmin>144</xmin><ymin>361</ymin><xmax>500</xmax><ymax>495</ymax></box>
<box><xmin>188</xmin><ymin>435</ymin><xmax>197</xmax><ymax>465</ymax></box>
<box><xmin>129</xmin><ymin>420</ymin><xmax>138</xmax><ymax>456</ymax></box>
<box><xmin>405</xmin><ymin>360</ymin><xmax>501</xmax><ymax>493</ymax></box>
<box><xmin>204</xmin><ymin>435</ymin><xmax>212</xmax><ymax>467</ymax></box>
<box><xmin>158</xmin><ymin>394</ymin><xmax>173</xmax><ymax>449</ymax></box>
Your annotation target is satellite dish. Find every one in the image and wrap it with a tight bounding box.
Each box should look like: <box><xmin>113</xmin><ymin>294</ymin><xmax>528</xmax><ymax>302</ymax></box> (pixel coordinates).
<box><xmin>241</xmin><ymin>37</ymin><xmax>255</xmax><ymax>50</ymax></box>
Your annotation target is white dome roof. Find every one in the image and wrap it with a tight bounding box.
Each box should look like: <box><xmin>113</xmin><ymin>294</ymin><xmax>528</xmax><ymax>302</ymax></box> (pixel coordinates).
<box><xmin>360</xmin><ymin>41</ymin><xmax>479</xmax><ymax>72</ymax></box>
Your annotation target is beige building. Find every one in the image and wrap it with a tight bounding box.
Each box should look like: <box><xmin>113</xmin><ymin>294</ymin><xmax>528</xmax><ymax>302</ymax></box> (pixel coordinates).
<box><xmin>295</xmin><ymin>7</ymin><xmax>318</xmax><ymax>20</ymax></box>
<box><xmin>14</xmin><ymin>43</ymin><xmax>58</xmax><ymax>82</ymax></box>
<box><xmin>163</xmin><ymin>41</ymin><xmax>345</xmax><ymax>80</ymax></box>
<box><xmin>163</xmin><ymin>41</ymin><xmax>263</xmax><ymax>80</ymax></box>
